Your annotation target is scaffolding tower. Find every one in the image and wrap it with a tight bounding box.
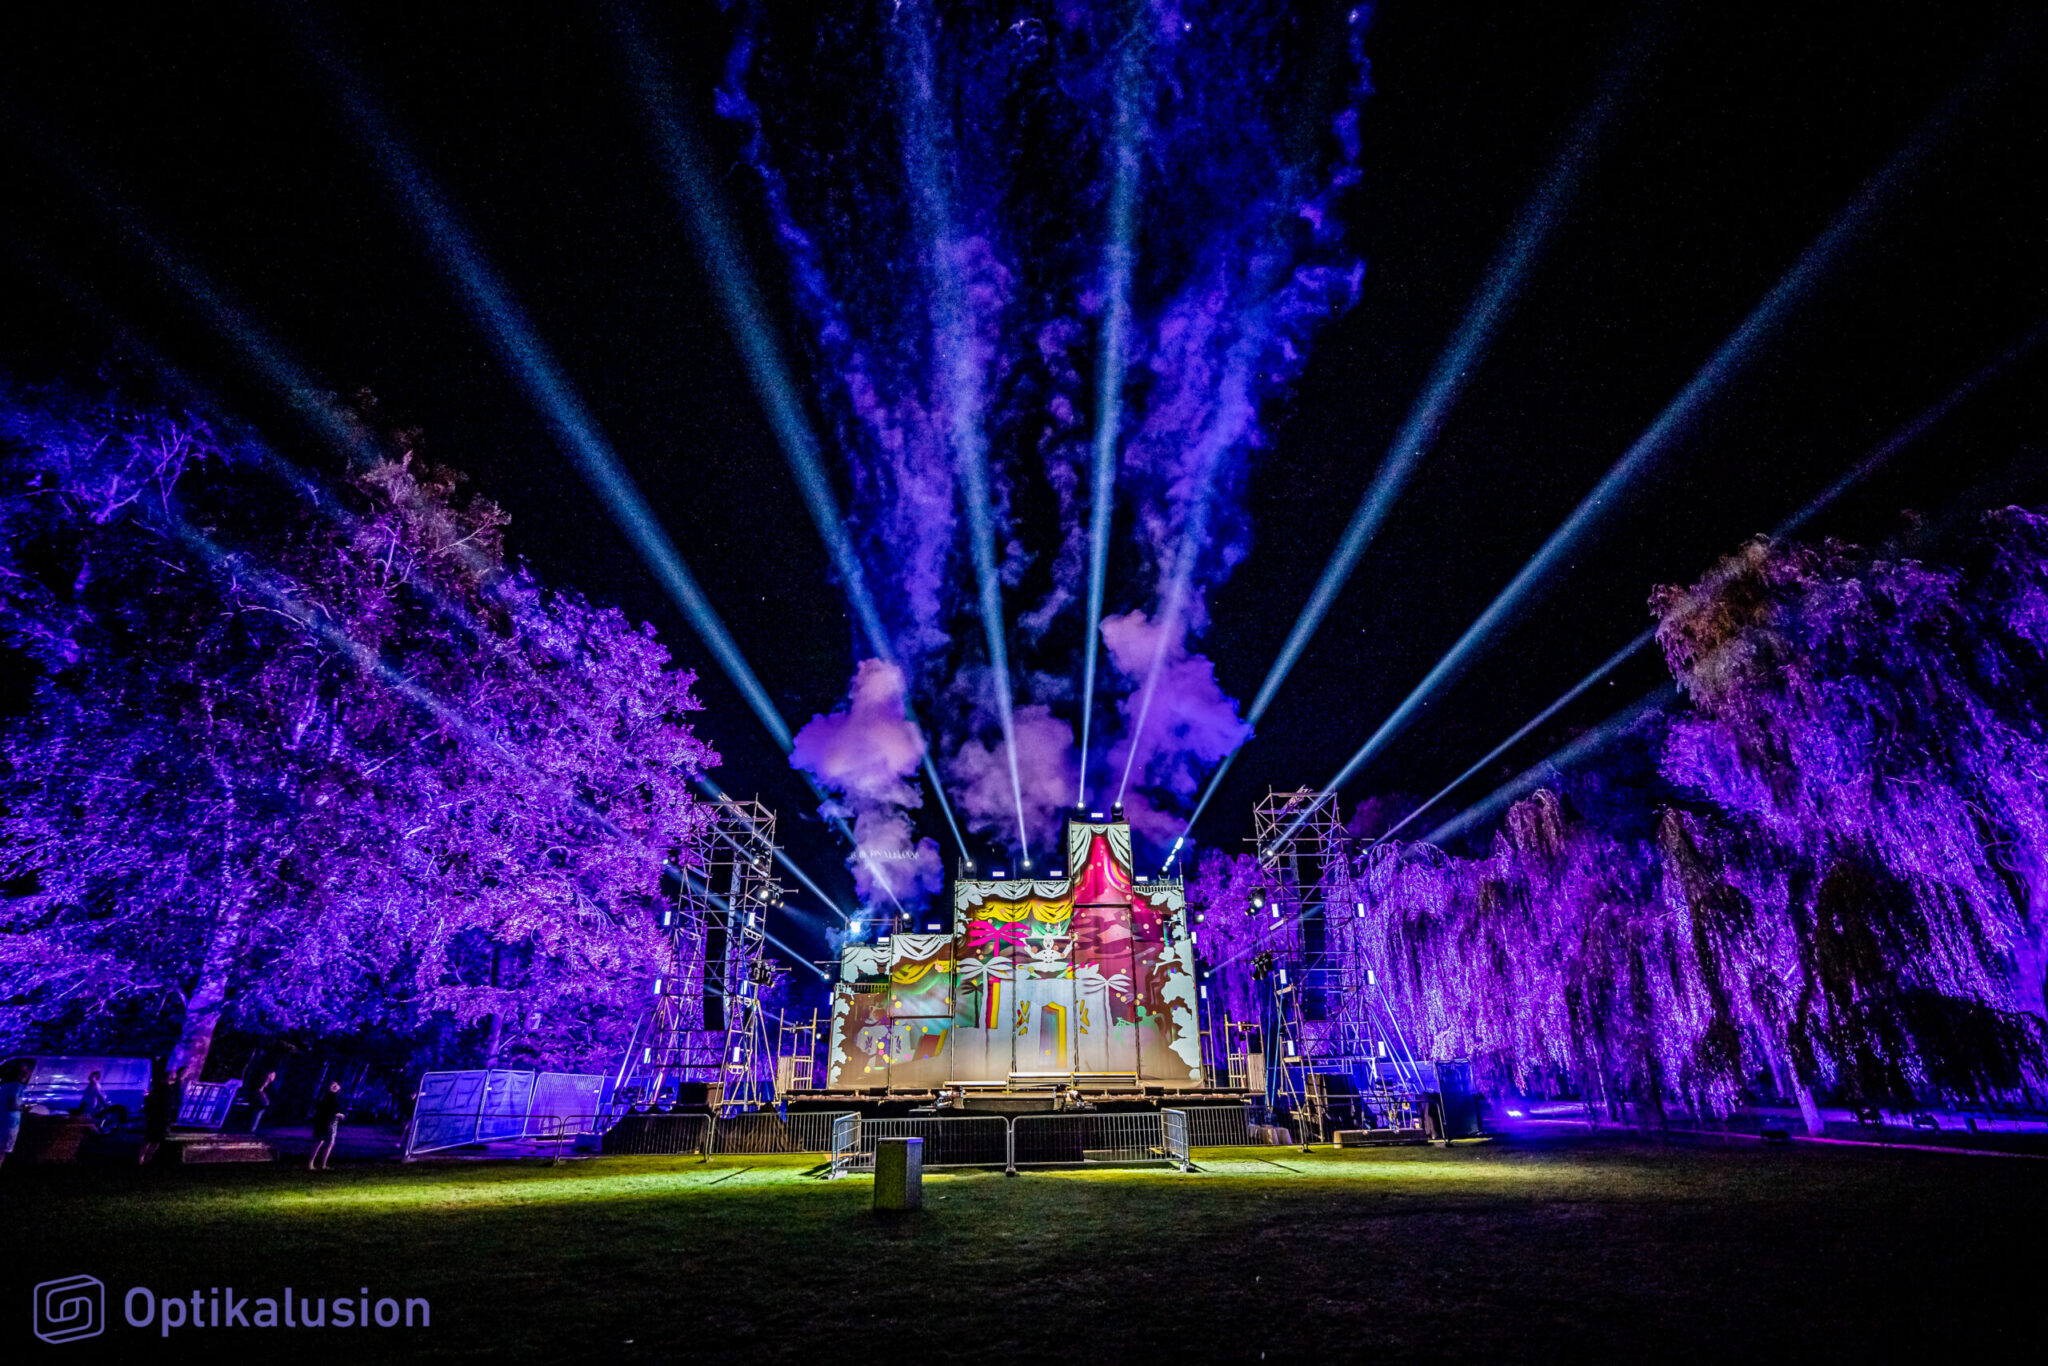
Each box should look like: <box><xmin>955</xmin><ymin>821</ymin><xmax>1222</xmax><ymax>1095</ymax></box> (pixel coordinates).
<box><xmin>1249</xmin><ymin>788</ymin><xmax>1427</xmax><ymax>1132</ymax></box>
<box><xmin>613</xmin><ymin>795</ymin><xmax>785</xmax><ymax>1118</ymax></box>
<box><xmin>774</xmin><ymin>1008</ymin><xmax>824</xmax><ymax>1096</ymax></box>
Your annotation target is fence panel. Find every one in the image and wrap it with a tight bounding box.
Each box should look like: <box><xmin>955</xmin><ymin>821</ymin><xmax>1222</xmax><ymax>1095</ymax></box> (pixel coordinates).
<box><xmin>786</xmin><ymin>1111</ymin><xmax>854</xmax><ymax>1154</ymax></box>
<box><xmin>828</xmin><ymin>1113</ymin><xmax>861</xmax><ymax>1177</ymax></box>
<box><xmin>406</xmin><ymin>1071</ymin><xmax>485</xmax><ymax>1155</ymax></box>
<box><xmin>705</xmin><ymin>1111</ymin><xmax>853</xmax><ymax>1156</ymax></box>
<box><xmin>1011</xmin><ymin>1112</ymin><xmax>1170</xmax><ymax>1166</ymax></box>
<box><xmin>1162</xmin><ymin>1109</ymin><xmax>1191</xmax><ymax>1172</ymax></box>
<box><xmin>1176</xmin><ymin>1104</ymin><xmax>1254</xmax><ymax>1147</ymax></box>
<box><xmin>177</xmin><ymin>1080</ymin><xmax>242</xmax><ymax>1131</ymax></box>
<box><xmin>830</xmin><ymin>1115</ymin><xmax>1011</xmax><ymax>1175</ymax></box>
<box><xmin>601</xmin><ymin>1113</ymin><xmax>712</xmax><ymax>1156</ymax></box>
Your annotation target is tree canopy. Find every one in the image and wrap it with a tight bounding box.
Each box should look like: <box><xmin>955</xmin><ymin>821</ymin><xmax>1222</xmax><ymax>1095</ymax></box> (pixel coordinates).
<box><xmin>0</xmin><ymin>389</ymin><xmax>718</xmax><ymax>1080</ymax></box>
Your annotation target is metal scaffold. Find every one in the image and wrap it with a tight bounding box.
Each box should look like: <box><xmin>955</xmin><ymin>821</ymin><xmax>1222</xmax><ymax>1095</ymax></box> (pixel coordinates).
<box><xmin>1248</xmin><ymin>788</ymin><xmax>1427</xmax><ymax>1138</ymax></box>
<box><xmin>613</xmin><ymin>794</ymin><xmax>786</xmax><ymax>1118</ymax></box>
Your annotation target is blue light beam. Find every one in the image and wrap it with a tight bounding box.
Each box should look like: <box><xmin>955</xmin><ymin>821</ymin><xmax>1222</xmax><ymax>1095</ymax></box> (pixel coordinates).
<box><xmin>1077</xmin><ymin>19</ymin><xmax>1149</xmax><ymax>808</ymax></box>
<box><xmin>1365</xmin><ymin>320</ymin><xmax>2043</xmax><ymax>852</ymax></box>
<box><xmin>1417</xmin><ymin>685</ymin><xmax>1677</xmax><ymax>850</ymax></box>
<box><xmin>611</xmin><ymin>4</ymin><xmax>970</xmax><ymax>861</ymax></box>
<box><xmin>890</xmin><ymin>0</ymin><xmax>1031</xmax><ymax>861</ymax></box>
<box><xmin>1295</xmin><ymin>71</ymin><xmax>1982</xmax><ymax>844</ymax></box>
<box><xmin>305</xmin><ymin>28</ymin><xmax>797</xmax><ymax>757</ymax></box>
<box><xmin>1162</xmin><ymin>23</ymin><xmax>1656</xmax><ymax>851</ymax></box>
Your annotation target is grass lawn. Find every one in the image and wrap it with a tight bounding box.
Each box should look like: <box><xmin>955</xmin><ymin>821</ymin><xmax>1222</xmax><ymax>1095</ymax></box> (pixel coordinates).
<box><xmin>5</xmin><ymin>1137</ymin><xmax>2042</xmax><ymax>1361</ymax></box>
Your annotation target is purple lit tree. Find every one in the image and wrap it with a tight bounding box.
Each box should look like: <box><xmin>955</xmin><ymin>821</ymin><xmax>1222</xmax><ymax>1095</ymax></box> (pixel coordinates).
<box><xmin>1190</xmin><ymin>516</ymin><xmax>2048</xmax><ymax>1123</ymax></box>
<box><xmin>0</xmin><ymin>391</ymin><xmax>718</xmax><ymax>1079</ymax></box>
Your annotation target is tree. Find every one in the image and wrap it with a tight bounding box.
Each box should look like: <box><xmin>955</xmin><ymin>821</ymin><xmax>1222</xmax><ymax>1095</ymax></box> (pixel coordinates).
<box><xmin>0</xmin><ymin>389</ymin><xmax>718</xmax><ymax>1079</ymax></box>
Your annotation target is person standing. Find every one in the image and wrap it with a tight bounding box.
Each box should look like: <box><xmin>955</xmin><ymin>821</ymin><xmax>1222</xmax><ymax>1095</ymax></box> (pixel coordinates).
<box><xmin>77</xmin><ymin>1069</ymin><xmax>107</xmax><ymax>1122</ymax></box>
<box><xmin>138</xmin><ymin>1062</ymin><xmax>176</xmax><ymax>1166</ymax></box>
<box><xmin>308</xmin><ymin>1081</ymin><xmax>346</xmax><ymax>1171</ymax></box>
<box><xmin>0</xmin><ymin>1059</ymin><xmax>32</xmax><ymax>1171</ymax></box>
<box><xmin>247</xmin><ymin>1071</ymin><xmax>276</xmax><ymax>1134</ymax></box>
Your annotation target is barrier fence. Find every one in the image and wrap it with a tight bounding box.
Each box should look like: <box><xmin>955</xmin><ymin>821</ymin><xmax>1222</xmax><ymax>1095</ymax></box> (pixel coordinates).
<box><xmin>1162</xmin><ymin>1109</ymin><xmax>1191</xmax><ymax>1172</ymax></box>
<box><xmin>405</xmin><ymin>1070</ymin><xmax>606</xmax><ymax>1158</ymax></box>
<box><xmin>177</xmin><ymin>1080</ymin><xmax>242</xmax><ymax>1131</ymax></box>
<box><xmin>830</xmin><ymin>1115</ymin><xmax>1012</xmax><ymax>1176</ymax></box>
<box><xmin>601</xmin><ymin>1110</ymin><xmax>855</xmax><ymax>1157</ymax></box>
<box><xmin>1175</xmin><ymin>1104</ymin><xmax>1253</xmax><ymax>1147</ymax></box>
<box><xmin>601</xmin><ymin>1113</ymin><xmax>711</xmax><ymax>1156</ymax></box>
<box><xmin>825</xmin><ymin>1110</ymin><xmax>1233</xmax><ymax>1178</ymax></box>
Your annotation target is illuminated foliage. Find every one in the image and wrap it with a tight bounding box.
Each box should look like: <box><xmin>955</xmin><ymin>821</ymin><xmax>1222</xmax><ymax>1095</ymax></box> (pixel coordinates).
<box><xmin>0</xmin><ymin>391</ymin><xmax>717</xmax><ymax>1077</ymax></box>
<box><xmin>1190</xmin><ymin>521</ymin><xmax>2048</xmax><ymax>1114</ymax></box>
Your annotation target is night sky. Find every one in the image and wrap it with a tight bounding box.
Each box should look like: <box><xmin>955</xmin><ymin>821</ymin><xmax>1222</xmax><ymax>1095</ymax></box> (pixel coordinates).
<box><xmin>5</xmin><ymin>2</ymin><xmax>2045</xmax><ymax>971</ymax></box>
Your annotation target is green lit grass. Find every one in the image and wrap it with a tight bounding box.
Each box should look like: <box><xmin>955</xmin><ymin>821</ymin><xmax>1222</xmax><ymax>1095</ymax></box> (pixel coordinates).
<box><xmin>5</xmin><ymin>1139</ymin><xmax>2042</xmax><ymax>1361</ymax></box>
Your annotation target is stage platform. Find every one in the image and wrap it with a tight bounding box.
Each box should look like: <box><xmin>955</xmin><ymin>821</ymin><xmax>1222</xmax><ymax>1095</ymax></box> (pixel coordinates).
<box><xmin>788</xmin><ymin>1087</ymin><xmax>1253</xmax><ymax>1117</ymax></box>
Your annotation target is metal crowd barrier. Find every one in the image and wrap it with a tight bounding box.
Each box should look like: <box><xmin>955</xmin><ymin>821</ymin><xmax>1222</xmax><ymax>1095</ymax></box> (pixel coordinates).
<box><xmin>708</xmin><ymin>1111</ymin><xmax>854</xmax><ymax>1155</ymax></box>
<box><xmin>828</xmin><ymin>1115</ymin><xmax>1012</xmax><ymax>1176</ymax></box>
<box><xmin>600</xmin><ymin>1113</ymin><xmax>711</xmax><ymax>1156</ymax></box>
<box><xmin>829</xmin><ymin>1113</ymin><xmax>860</xmax><ymax>1177</ymax></box>
<box><xmin>783</xmin><ymin>1111</ymin><xmax>854</xmax><ymax>1154</ymax></box>
<box><xmin>1011</xmin><ymin>1112</ymin><xmax>1175</xmax><ymax>1167</ymax></box>
<box><xmin>1174</xmin><ymin>1104</ymin><xmax>1253</xmax><ymax>1147</ymax></box>
<box><xmin>824</xmin><ymin>1111</ymin><xmax>1201</xmax><ymax>1178</ymax></box>
<box><xmin>1162</xmin><ymin>1109</ymin><xmax>1192</xmax><ymax>1172</ymax></box>
<box><xmin>176</xmin><ymin>1080</ymin><xmax>242</xmax><ymax>1131</ymax></box>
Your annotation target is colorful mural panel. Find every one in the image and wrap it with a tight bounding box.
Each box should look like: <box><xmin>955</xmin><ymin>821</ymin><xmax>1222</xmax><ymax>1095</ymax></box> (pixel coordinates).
<box><xmin>830</xmin><ymin>819</ymin><xmax>1202</xmax><ymax>1090</ymax></box>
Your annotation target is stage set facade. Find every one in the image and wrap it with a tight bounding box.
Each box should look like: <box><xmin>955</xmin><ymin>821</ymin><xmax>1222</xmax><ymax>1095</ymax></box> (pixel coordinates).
<box><xmin>822</xmin><ymin>814</ymin><xmax>1210</xmax><ymax>1101</ymax></box>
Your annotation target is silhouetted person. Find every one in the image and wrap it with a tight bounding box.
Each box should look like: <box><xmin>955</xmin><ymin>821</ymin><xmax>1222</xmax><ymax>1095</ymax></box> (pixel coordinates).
<box><xmin>77</xmin><ymin>1070</ymin><xmax>107</xmax><ymax>1122</ymax></box>
<box><xmin>309</xmin><ymin>1081</ymin><xmax>346</xmax><ymax>1171</ymax></box>
<box><xmin>247</xmin><ymin>1071</ymin><xmax>276</xmax><ymax>1134</ymax></box>
<box><xmin>139</xmin><ymin>1062</ymin><xmax>178</xmax><ymax>1165</ymax></box>
<box><xmin>0</xmin><ymin>1059</ymin><xmax>32</xmax><ymax>1170</ymax></box>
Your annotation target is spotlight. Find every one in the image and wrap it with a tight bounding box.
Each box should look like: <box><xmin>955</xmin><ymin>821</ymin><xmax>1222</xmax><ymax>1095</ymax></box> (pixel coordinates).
<box><xmin>1248</xmin><ymin>885</ymin><xmax>1267</xmax><ymax>914</ymax></box>
<box><xmin>1110</xmin><ymin>801</ymin><xmax>1125</xmax><ymax>822</ymax></box>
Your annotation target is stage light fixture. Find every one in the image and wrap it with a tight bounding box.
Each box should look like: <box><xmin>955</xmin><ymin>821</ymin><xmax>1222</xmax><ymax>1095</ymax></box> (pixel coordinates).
<box><xmin>1248</xmin><ymin>885</ymin><xmax>1267</xmax><ymax>913</ymax></box>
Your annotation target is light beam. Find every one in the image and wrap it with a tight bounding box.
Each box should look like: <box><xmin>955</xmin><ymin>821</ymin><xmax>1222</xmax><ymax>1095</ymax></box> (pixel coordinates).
<box><xmin>1077</xmin><ymin>16</ymin><xmax>1149</xmax><ymax>808</ymax></box>
<box><xmin>1162</xmin><ymin>24</ymin><xmax>1653</xmax><ymax>849</ymax></box>
<box><xmin>612</xmin><ymin>4</ymin><xmax>969</xmax><ymax>861</ymax></box>
<box><xmin>1417</xmin><ymin>685</ymin><xmax>1677</xmax><ymax>850</ymax></box>
<box><xmin>889</xmin><ymin>0</ymin><xmax>1031</xmax><ymax>861</ymax></box>
<box><xmin>1289</xmin><ymin>69</ymin><xmax>1985</xmax><ymax>846</ymax></box>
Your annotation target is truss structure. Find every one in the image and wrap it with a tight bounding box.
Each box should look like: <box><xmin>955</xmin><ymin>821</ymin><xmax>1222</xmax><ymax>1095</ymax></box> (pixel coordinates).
<box><xmin>613</xmin><ymin>795</ymin><xmax>783</xmax><ymax>1117</ymax></box>
<box><xmin>1248</xmin><ymin>788</ymin><xmax>1427</xmax><ymax>1129</ymax></box>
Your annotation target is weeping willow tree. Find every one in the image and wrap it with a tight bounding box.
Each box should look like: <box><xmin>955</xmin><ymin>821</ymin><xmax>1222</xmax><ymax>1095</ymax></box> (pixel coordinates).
<box><xmin>1191</xmin><ymin>510</ymin><xmax>2048</xmax><ymax>1124</ymax></box>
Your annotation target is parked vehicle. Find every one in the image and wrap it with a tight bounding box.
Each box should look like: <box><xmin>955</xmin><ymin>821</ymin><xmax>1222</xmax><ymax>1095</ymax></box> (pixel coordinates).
<box><xmin>2</xmin><ymin>1055</ymin><xmax>151</xmax><ymax>1133</ymax></box>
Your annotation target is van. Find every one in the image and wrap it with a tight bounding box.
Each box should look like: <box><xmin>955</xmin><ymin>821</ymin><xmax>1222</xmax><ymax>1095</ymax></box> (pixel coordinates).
<box><xmin>2</xmin><ymin>1055</ymin><xmax>153</xmax><ymax>1132</ymax></box>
